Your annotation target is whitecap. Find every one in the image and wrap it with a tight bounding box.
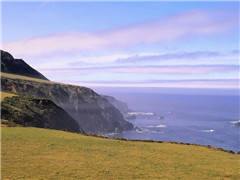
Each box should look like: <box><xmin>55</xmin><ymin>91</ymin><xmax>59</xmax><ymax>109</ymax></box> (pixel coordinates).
<box><xmin>230</xmin><ymin>120</ymin><xmax>240</xmax><ymax>124</ymax></box>
<box><xmin>147</xmin><ymin>125</ymin><xmax>155</xmax><ymax>128</ymax></box>
<box><xmin>156</xmin><ymin>125</ymin><xmax>167</xmax><ymax>128</ymax></box>
<box><xmin>128</xmin><ymin>112</ymin><xmax>154</xmax><ymax>116</ymax></box>
<box><xmin>202</xmin><ymin>129</ymin><xmax>215</xmax><ymax>133</ymax></box>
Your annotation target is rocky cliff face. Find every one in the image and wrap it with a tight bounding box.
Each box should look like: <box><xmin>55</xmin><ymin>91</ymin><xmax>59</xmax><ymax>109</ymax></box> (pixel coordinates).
<box><xmin>103</xmin><ymin>95</ymin><xmax>132</xmax><ymax>115</ymax></box>
<box><xmin>1</xmin><ymin>76</ymin><xmax>134</xmax><ymax>134</ymax></box>
<box><xmin>1</xmin><ymin>95</ymin><xmax>83</xmax><ymax>133</ymax></box>
<box><xmin>1</xmin><ymin>50</ymin><xmax>49</xmax><ymax>80</ymax></box>
<box><xmin>103</xmin><ymin>95</ymin><xmax>136</xmax><ymax>120</ymax></box>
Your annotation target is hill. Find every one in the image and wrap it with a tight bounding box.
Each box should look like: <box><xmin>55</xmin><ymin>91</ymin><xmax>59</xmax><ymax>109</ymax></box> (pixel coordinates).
<box><xmin>1</xmin><ymin>50</ymin><xmax>49</xmax><ymax>80</ymax></box>
<box><xmin>2</xmin><ymin>127</ymin><xmax>240</xmax><ymax>179</ymax></box>
<box><xmin>1</xmin><ymin>94</ymin><xmax>84</xmax><ymax>133</ymax></box>
<box><xmin>1</xmin><ymin>72</ymin><xmax>133</xmax><ymax>134</ymax></box>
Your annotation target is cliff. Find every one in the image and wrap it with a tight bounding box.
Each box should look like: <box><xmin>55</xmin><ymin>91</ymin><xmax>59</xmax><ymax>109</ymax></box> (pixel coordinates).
<box><xmin>1</xmin><ymin>50</ymin><xmax>134</xmax><ymax>134</ymax></box>
<box><xmin>103</xmin><ymin>95</ymin><xmax>136</xmax><ymax>120</ymax></box>
<box><xmin>1</xmin><ymin>73</ymin><xmax>133</xmax><ymax>134</ymax></box>
<box><xmin>1</xmin><ymin>95</ymin><xmax>83</xmax><ymax>133</ymax></box>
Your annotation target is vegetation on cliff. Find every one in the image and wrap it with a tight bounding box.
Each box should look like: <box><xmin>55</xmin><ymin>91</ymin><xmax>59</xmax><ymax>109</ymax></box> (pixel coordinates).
<box><xmin>1</xmin><ymin>72</ymin><xmax>133</xmax><ymax>134</ymax></box>
<box><xmin>1</xmin><ymin>94</ymin><xmax>84</xmax><ymax>133</ymax></box>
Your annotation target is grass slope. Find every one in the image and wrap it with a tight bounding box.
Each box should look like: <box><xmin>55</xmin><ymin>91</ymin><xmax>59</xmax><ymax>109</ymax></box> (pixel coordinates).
<box><xmin>2</xmin><ymin>127</ymin><xmax>240</xmax><ymax>179</ymax></box>
<box><xmin>1</xmin><ymin>91</ymin><xmax>17</xmax><ymax>101</ymax></box>
<box><xmin>1</xmin><ymin>72</ymin><xmax>69</xmax><ymax>86</ymax></box>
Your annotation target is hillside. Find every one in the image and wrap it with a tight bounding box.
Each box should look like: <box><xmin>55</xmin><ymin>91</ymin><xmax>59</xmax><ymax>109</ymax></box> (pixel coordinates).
<box><xmin>1</xmin><ymin>72</ymin><xmax>133</xmax><ymax>134</ymax></box>
<box><xmin>1</xmin><ymin>94</ymin><xmax>84</xmax><ymax>133</ymax></box>
<box><xmin>2</xmin><ymin>127</ymin><xmax>240</xmax><ymax>179</ymax></box>
<box><xmin>1</xmin><ymin>50</ymin><xmax>49</xmax><ymax>80</ymax></box>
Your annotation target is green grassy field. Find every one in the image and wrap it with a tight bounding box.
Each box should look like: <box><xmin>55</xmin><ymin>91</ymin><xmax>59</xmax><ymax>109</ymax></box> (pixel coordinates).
<box><xmin>2</xmin><ymin>127</ymin><xmax>240</xmax><ymax>179</ymax></box>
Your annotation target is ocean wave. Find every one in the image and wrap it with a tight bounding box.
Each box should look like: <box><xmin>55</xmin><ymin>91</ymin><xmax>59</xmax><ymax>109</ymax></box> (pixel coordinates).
<box><xmin>103</xmin><ymin>132</ymin><xmax>120</xmax><ymax>137</ymax></box>
<box><xmin>128</xmin><ymin>112</ymin><xmax>154</xmax><ymax>116</ymax></box>
<box><xmin>147</xmin><ymin>125</ymin><xmax>167</xmax><ymax>128</ymax></box>
<box><xmin>136</xmin><ymin>128</ymin><xmax>164</xmax><ymax>134</ymax></box>
<box><xmin>156</xmin><ymin>125</ymin><xmax>167</xmax><ymax>128</ymax></box>
<box><xmin>230</xmin><ymin>120</ymin><xmax>240</xmax><ymax>124</ymax></box>
<box><xmin>202</xmin><ymin>129</ymin><xmax>215</xmax><ymax>133</ymax></box>
<box><xmin>147</xmin><ymin>126</ymin><xmax>155</xmax><ymax>128</ymax></box>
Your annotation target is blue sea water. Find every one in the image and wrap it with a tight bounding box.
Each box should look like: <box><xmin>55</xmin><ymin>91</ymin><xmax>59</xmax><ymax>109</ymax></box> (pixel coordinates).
<box><xmin>94</xmin><ymin>87</ymin><xmax>240</xmax><ymax>152</ymax></box>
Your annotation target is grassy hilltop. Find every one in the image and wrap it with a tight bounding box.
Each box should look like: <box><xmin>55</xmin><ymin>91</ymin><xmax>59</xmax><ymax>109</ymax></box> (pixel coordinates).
<box><xmin>2</xmin><ymin>127</ymin><xmax>240</xmax><ymax>179</ymax></box>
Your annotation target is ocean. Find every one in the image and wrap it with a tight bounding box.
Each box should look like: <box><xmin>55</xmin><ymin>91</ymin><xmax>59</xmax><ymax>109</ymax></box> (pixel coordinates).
<box><xmin>93</xmin><ymin>87</ymin><xmax>240</xmax><ymax>152</ymax></box>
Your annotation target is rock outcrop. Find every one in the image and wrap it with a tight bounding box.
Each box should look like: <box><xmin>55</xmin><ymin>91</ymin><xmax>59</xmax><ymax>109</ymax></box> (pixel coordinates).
<box><xmin>1</xmin><ymin>50</ymin><xmax>134</xmax><ymax>134</ymax></box>
<box><xmin>1</xmin><ymin>76</ymin><xmax>134</xmax><ymax>134</ymax></box>
<box><xmin>1</xmin><ymin>95</ymin><xmax>83</xmax><ymax>133</ymax></box>
<box><xmin>103</xmin><ymin>95</ymin><xmax>136</xmax><ymax>120</ymax></box>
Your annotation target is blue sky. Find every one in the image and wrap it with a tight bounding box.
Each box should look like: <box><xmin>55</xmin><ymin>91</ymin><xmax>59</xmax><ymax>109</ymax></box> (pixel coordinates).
<box><xmin>2</xmin><ymin>1</ymin><xmax>240</xmax><ymax>88</ymax></box>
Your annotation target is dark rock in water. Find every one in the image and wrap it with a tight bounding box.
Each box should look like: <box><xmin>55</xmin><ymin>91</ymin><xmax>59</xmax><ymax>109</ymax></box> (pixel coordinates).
<box><xmin>125</xmin><ymin>113</ymin><xmax>136</xmax><ymax>120</ymax></box>
<box><xmin>1</xmin><ymin>50</ymin><xmax>49</xmax><ymax>80</ymax></box>
<box><xmin>234</xmin><ymin>120</ymin><xmax>240</xmax><ymax>127</ymax></box>
<box><xmin>1</xmin><ymin>77</ymin><xmax>134</xmax><ymax>134</ymax></box>
<box><xmin>1</xmin><ymin>95</ymin><xmax>83</xmax><ymax>133</ymax></box>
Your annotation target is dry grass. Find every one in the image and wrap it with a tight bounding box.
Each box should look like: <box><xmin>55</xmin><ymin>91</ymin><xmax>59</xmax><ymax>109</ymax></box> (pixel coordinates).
<box><xmin>2</xmin><ymin>127</ymin><xmax>240</xmax><ymax>179</ymax></box>
<box><xmin>1</xmin><ymin>91</ymin><xmax>17</xmax><ymax>101</ymax></box>
<box><xmin>1</xmin><ymin>72</ymin><xmax>72</xmax><ymax>86</ymax></box>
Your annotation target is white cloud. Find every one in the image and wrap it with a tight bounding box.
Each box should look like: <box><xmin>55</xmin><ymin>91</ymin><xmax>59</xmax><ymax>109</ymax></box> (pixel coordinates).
<box><xmin>60</xmin><ymin>79</ymin><xmax>240</xmax><ymax>89</ymax></box>
<box><xmin>3</xmin><ymin>9</ymin><xmax>238</xmax><ymax>59</ymax></box>
<box><xmin>39</xmin><ymin>65</ymin><xmax>239</xmax><ymax>75</ymax></box>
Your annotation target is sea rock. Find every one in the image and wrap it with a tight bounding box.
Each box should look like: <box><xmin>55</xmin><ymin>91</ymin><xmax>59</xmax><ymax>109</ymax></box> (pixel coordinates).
<box><xmin>234</xmin><ymin>120</ymin><xmax>240</xmax><ymax>127</ymax></box>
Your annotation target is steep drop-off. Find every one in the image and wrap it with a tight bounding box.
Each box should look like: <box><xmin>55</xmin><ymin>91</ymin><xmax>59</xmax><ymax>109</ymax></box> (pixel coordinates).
<box><xmin>1</xmin><ymin>50</ymin><xmax>49</xmax><ymax>80</ymax></box>
<box><xmin>1</xmin><ymin>74</ymin><xmax>133</xmax><ymax>134</ymax></box>
<box><xmin>103</xmin><ymin>95</ymin><xmax>136</xmax><ymax>120</ymax></box>
<box><xmin>1</xmin><ymin>95</ymin><xmax>83</xmax><ymax>133</ymax></box>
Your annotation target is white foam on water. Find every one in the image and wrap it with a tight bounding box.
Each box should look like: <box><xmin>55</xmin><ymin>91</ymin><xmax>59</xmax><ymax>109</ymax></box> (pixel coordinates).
<box><xmin>128</xmin><ymin>112</ymin><xmax>154</xmax><ymax>116</ymax></box>
<box><xmin>156</xmin><ymin>125</ymin><xmax>167</xmax><ymax>128</ymax></box>
<box><xmin>202</xmin><ymin>129</ymin><xmax>215</xmax><ymax>133</ymax></box>
<box><xmin>147</xmin><ymin>126</ymin><xmax>155</xmax><ymax>128</ymax></box>
<box><xmin>230</xmin><ymin>120</ymin><xmax>240</xmax><ymax>124</ymax></box>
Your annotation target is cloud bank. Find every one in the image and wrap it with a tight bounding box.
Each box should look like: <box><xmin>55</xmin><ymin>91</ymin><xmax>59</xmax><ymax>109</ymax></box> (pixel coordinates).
<box><xmin>39</xmin><ymin>65</ymin><xmax>238</xmax><ymax>75</ymax></box>
<box><xmin>61</xmin><ymin>79</ymin><xmax>240</xmax><ymax>89</ymax></box>
<box><xmin>3</xmin><ymin>9</ymin><xmax>238</xmax><ymax>58</ymax></box>
<box><xmin>116</xmin><ymin>51</ymin><xmax>223</xmax><ymax>64</ymax></box>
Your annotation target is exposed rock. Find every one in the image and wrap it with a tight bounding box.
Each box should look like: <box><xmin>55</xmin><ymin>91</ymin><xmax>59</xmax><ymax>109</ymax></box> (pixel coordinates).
<box><xmin>103</xmin><ymin>95</ymin><xmax>136</xmax><ymax>120</ymax></box>
<box><xmin>1</xmin><ymin>77</ymin><xmax>134</xmax><ymax>134</ymax></box>
<box><xmin>1</xmin><ymin>50</ymin><xmax>134</xmax><ymax>134</ymax></box>
<box><xmin>234</xmin><ymin>120</ymin><xmax>240</xmax><ymax>127</ymax></box>
<box><xmin>1</xmin><ymin>95</ymin><xmax>83</xmax><ymax>133</ymax></box>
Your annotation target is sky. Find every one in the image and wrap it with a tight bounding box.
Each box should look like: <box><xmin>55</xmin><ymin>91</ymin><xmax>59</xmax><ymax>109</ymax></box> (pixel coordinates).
<box><xmin>1</xmin><ymin>1</ymin><xmax>240</xmax><ymax>89</ymax></box>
